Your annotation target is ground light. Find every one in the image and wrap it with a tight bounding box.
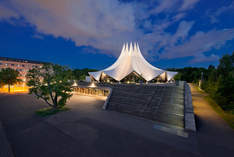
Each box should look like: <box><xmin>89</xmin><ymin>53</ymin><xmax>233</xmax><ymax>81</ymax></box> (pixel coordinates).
<box><xmin>72</xmin><ymin>81</ymin><xmax>78</xmax><ymax>87</ymax></box>
<box><xmin>89</xmin><ymin>82</ymin><xmax>96</xmax><ymax>88</ymax></box>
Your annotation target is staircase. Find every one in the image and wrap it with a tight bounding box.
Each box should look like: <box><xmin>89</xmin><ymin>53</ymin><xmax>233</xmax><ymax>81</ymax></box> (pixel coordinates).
<box><xmin>105</xmin><ymin>84</ymin><xmax>185</xmax><ymax>128</ymax></box>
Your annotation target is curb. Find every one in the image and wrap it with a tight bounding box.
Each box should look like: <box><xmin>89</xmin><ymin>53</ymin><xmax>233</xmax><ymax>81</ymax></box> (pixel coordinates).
<box><xmin>102</xmin><ymin>87</ymin><xmax>112</xmax><ymax>110</ymax></box>
<box><xmin>184</xmin><ymin>83</ymin><xmax>196</xmax><ymax>132</ymax></box>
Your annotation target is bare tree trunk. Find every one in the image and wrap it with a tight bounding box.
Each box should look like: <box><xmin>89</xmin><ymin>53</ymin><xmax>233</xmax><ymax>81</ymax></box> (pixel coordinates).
<box><xmin>8</xmin><ymin>84</ymin><xmax>10</xmax><ymax>93</ymax></box>
<box><xmin>54</xmin><ymin>94</ymin><xmax>58</xmax><ymax>108</ymax></box>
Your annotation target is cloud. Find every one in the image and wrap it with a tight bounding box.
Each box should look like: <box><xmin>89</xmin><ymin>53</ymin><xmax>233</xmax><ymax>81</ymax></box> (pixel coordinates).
<box><xmin>0</xmin><ymin>0</ymin><xmax>233</xmax><ymax>66</ymax></box>
<box><xmin>171</xmin><ymin>21</ymin><xmax>194</xmax><ymax>44</ymax></box>
<box><xmin>151</xmin><ymin>0</ymin><xmax>180</xmax><ymax>14</ymax></box>
<box><xmin>150</xmin><ymin>0</ymin><xmax>199</xmax><ymax>14</ymax></box>
<box><xmin>32</xmin><ymin>34</ymin><xmax>44</xmax><ymax>39</ymax></box>
<box><xmin>3</xmin><ymin>0</ymin><xmax>139</xmax><ymax>55</ymax></box>
<box><xmin>140</xmin><ymin>20</ymin><xmax>194</xmax><ymax>56</ymax></box>
<box><xmin>1</xmin><ymin>0</ymin><xmax>195</xmax><ymax>57</ymax></box>
<box><xmin>208</xmin><ymin>1</ymin><xmax>234</xmax><ymax>23</ymax></box>
<box><xmin>179</xmin><ymin>0</ymin><xmax>199</xmax><ymax>11</ymax></box>
<box><xmin>0</xmin><ymin>3</ymin><xmax>19</xmax><ymax>20</ymax></box>
<box><xmin>190</xmin><ymin>54</ymin><xmax>219</xmax><ymax>63</ymax></box>
<box><xmin>160</xmin><ymin>29</ymin><xmax>234</xmax><ymax>59</ymax></box>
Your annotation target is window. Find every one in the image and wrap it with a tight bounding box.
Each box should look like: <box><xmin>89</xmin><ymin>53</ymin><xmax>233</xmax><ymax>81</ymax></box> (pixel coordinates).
<box><xmin>22</xmin><ymin>64</ymin><xmax>25</xmax><ymax>67</ymax></box>
<box><xmin>11</xmin><ymin>64</ymin><xmax>15</xmax><ymax>66</ymax></box>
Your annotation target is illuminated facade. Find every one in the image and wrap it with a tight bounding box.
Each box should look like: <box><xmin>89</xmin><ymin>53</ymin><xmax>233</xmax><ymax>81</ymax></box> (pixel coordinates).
<box><xmin>89</xmin><ymin>43</ymin><xmax>177</xmax><ymax>83</ymax></box>
<box><xmin>0</xmin><ymin>57</ymin><xmax>44</xmax><ymax>93</ymax></box>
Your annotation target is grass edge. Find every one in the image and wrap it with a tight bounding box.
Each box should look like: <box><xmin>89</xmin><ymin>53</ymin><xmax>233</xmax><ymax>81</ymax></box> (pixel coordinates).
<box><xmin>36</xmin><ymin>106</ymin><xmax>69</xmax><ymax>117</ymax></box>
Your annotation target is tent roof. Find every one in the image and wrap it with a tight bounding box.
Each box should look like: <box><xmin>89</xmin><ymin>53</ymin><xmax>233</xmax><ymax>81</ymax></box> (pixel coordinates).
<box><xmin>89</xmin><ymin>42</ymin><xmax>177</xmax><ymax>82</ymax></box>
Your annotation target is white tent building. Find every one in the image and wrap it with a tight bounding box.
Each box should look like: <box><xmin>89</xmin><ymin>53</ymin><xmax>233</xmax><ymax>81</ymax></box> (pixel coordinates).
<box><xmin>89</xmin><ymin>43</ymin><xmax>177</xmax><ymax>82</ymax></box>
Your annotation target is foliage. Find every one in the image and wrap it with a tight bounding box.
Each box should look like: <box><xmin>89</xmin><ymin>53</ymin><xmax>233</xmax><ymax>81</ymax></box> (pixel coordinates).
<box><xmin>26</xmin><ymin>64</ymin><xmax>74</xmax><ymax>109</ymax></box>
<box><xmin>168</xmin><ymin>67</ymin><xmax>207</xmax><ymax>83</ymax></box>
<box><xmin>215</xmin><ymin>53</ymin><xmax>234</xmax><ymax>110</ymax></box>
<box><xmin>172</xmin><ymin>52</ymin><xmax>234</xmax><ymax>113</ymax></box>
<box><xmin>73</xmin><ymin>68</ymin><xmax>97</xmax><ymax>81</ymax></box>
<box><xmin>0</xmin><ymin>68</ymin><xmax>22</xmax><ymax>92</ymax></box>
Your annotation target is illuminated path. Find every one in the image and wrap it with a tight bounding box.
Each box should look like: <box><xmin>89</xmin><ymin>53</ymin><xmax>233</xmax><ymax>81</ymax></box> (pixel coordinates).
<box><xmin>190</xmin><ymin>84</ymin><xmax>234</xmax><ymax>157</ymax></box>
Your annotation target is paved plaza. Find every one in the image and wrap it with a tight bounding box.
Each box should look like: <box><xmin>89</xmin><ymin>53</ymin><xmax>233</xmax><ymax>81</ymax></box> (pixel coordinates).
<box><xmin>0</xmin><ymin>86</ymin><xmax>234</xmax><ymax>157</ymax></box>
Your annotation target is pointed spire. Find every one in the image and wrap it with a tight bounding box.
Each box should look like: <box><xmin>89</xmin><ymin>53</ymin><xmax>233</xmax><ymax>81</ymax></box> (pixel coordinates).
<box><xmin>125</xmin><ymin>42</ymin><xmax>129</xmax><ymax>54</ymax></box>
<box><xmin>133</xmin><ymin>42</ymin><xmax>137</xmax><ymax>56</ymax></box>
<box><xmin>137</xmin><ymin>42</ymin><xmax>141</xmax><ymax>55</ymax></box>
<box><xmin>121</xmin><ymin>43</ymin><xmax>125</xmax><ymax>54</ymax></box>
<box><xmin>120</xmin><ymin>43</ymin><xmax>125</xmax><ymax>55</ymax></box>
<box><xmin>129</xmin><ymin>42</ymin><xmax>133</xmax><ymax>55</ymax></box>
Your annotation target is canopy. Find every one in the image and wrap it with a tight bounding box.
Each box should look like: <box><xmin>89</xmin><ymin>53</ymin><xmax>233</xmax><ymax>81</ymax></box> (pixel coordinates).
<box><xmin>89</xmin><ymin>43</ymin><xmax>177</xmax><ymax>82</ymax></box>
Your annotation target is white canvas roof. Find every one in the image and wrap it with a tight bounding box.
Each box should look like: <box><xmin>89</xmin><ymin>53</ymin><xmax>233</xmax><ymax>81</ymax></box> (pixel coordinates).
<box><xmin>89</xmin><ymin>43</ymin><xmax>177</xmax><ymax>82</ymax></box>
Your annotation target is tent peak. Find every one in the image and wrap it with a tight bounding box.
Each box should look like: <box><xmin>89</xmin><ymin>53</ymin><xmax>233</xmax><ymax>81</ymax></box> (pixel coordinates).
<box><xmin>89</xmin><ymin>42</ymin><xmax>177</xmax><ymax>82</ymax></box>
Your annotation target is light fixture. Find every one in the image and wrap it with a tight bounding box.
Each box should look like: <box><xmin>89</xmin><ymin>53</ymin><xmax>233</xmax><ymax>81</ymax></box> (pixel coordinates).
<box><xmin>73</xmin><ymin>81</ymin><xmax>78</xmax><ymax>87</ymax></box>
<box><xmin>89</xmin><ymin>82</ymin><xmax>96</xmax><ymax>88</ymax></box>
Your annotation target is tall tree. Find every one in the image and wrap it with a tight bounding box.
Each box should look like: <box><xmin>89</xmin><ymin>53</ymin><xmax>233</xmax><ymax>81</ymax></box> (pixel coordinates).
<box><xmin>216</xmin><ymin>52</ymin><xmax>234</xmax><ymax>109</ymax></box>
<box><xmin>217</xmin><ymin>53</ymin><xmax>234</xmax><ymax>76</ymax></box>
<box><xmin>0</xmin><ymin>68</ymin><xmax>21</xmax><ymax>93</ymax></box>
<box><xmin>26</xmin><ymin>64</ymin><xmax>74</xmax><ymax>109</ymax></box>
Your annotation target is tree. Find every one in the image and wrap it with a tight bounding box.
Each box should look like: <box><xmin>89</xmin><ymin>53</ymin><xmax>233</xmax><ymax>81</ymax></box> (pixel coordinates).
<box><xmin>215</xmin><ymin>52</ymin><xmax>234</xmax><ymax>110</ymax></box>
<box><xmin>73</xmin><ymin>68</ymin><xmax>97</xmax><ymax>81</ymax></box>
<box><xmin>26</xmin><ymin>64</ymin><xmax>74</xmax><ymax>109</ymax></box>
<box><xmin>73</xmin><ymin>69</ymin><xmax>86</xmax><ymax>81</ymax></box>
<box><xmin>0</xmin><ymin>68</ymin><xmax>21</xmax><ymax>93</ymax></box>
<box><xmin>217</xmin><ymin>53</ymin><xmax>234</xmax><ymax>76</ymax></box>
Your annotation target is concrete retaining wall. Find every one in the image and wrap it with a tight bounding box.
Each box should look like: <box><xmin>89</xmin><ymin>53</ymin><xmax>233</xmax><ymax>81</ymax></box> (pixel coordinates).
<box><xmin>184</xmin><ymin>83</ymin><xmax>196</xmax><ymax>132</ymax></box>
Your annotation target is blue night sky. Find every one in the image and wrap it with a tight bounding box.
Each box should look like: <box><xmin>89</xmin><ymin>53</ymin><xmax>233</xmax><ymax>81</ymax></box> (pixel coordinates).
<box><xmin>0</xmin><ymin>0</ymin><xmax>234</xmax><ymax>70</ymax></box>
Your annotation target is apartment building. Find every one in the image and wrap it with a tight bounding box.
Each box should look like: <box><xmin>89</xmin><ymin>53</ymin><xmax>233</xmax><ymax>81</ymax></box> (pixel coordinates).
<box><xmin>0</xmin><ymin>57</ymin><xmax>45</xmax><ymax>82</ymax></box>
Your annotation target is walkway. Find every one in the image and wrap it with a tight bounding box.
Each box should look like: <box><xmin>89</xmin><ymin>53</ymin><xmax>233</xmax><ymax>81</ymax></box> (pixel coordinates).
<box><xmin>190</xmin><ymin>84</ymin><xmax>234</xmax><ymax>157</ymax></box>
<box><xmin>0</xmin><ymin>94</ymin><xmax>199</xmax><ymax>157</ymax></box>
